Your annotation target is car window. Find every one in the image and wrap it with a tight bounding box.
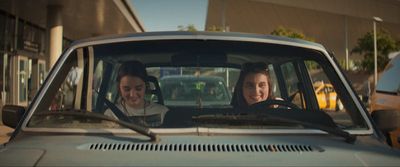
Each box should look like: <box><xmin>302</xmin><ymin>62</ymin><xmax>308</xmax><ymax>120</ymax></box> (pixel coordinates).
<box><xmin>27</xmin><ymin>39</ymin><xmax>368</xmax><ymax>131</ymax></box>
<box><xmin>305</xmin><ymin>60</ymin><xmax>354</xmax><ymax>128</ymax></box>
<box><xmin>147</xmin><ymin>67</ymin><xmax>237</xmax><ymax>107</ymax></box>
<box><xmin>268</xmin><ymin>65</ymin><xmax>281</xmax><ymax>98</ymax></box>
<box><xmin>49</xmin><ymin>62</ymin><xmax>82</xmax><ymax>111</ymax></box>
<box><xmin>376</xmin><ymin>55</ymin><xmax>400</xmax><ymax>94</ymax></box>
<box><xmin>280</xmin><ymin>62</ymin><xmax>304</xmax><ymax>109</ymax></box>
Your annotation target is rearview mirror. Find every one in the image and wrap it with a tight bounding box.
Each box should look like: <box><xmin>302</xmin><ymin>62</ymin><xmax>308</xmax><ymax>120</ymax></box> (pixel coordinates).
<box><xmin>2</xmin><ymin>105</ymin><xmax>26</xmax><ymax>128</ymax></box>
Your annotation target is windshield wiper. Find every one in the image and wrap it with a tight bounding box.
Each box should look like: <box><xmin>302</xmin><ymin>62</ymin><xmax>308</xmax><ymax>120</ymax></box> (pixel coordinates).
<box><xmin>193</xmin><ymin>113</ymin><xmax>356</xmax><ymax>144</ymax></box>
<box><xmin>34</xmin><ymin>110</ymin><xmax>159</xmax><ymax>142</ymax></box>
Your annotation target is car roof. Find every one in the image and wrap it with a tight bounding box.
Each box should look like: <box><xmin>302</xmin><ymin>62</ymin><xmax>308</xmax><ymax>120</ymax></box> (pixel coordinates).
<box><xmin>64</xmin><ymin>31</ymin><xmax>331</xmax><ymax>68</ymax></box>
<box><xmin>70</xmin><ymin>31</ymin><xmax>326</xmax><ymax>51</ymax></box>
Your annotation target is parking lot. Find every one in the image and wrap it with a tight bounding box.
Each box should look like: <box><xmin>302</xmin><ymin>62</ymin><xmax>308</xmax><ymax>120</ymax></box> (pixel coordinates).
<box><xmin>0</xmin><ymin>104</ymin><xmax>13</xmax><ymax>144</ymax></box>
<box><xmin>0</xmin><ymin>124</ymin><xmax>13</xmax><ymax>144</ymax></box>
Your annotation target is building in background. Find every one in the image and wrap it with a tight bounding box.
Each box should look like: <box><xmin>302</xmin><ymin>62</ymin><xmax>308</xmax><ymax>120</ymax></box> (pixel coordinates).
<box><xmin>206</xmin><ymin>0</ymin><xmax>400</xmax><ymax>69</ymax></box>
<box><xmin>0</xmin><ymin>0</ymin><xmax>144</xmax><ymax>107</ymax></box>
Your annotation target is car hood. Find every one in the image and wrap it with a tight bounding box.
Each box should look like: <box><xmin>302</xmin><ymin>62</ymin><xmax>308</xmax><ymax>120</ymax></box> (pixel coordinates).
<box><xmin>1</xmin><ymin>135</ymin><xmax>400</xmax><ymax>166</ymax></box>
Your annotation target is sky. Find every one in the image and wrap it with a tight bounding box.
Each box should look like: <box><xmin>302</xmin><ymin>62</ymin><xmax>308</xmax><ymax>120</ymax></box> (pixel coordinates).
<box><xmin>130</xmin><ymin>0</ymin><xmax>208</xmax><ymax>32</ymax></box>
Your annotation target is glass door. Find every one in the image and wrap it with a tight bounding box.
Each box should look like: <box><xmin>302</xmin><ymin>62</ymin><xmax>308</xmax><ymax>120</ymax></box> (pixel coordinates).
<box><xmin>17</xmin><ymin>56</ymin><xmax>29</xmax><ymax>106</ymax></box>
<box><xmin>38</xmin><ymin>60</ymin><xmax>46</xmax><ymax>87</ymax></box>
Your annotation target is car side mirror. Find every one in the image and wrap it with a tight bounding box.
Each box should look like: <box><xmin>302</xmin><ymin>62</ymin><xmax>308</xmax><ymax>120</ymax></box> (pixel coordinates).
<box><xmin>2</xmin><ymin>105</ymin><xmax>26</xmax><ymax>128</ymax></box>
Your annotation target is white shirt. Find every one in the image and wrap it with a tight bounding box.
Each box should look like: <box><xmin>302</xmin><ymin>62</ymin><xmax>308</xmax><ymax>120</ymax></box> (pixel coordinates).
<box><xmin>104</xmin><ymin>102</ymin><xmax>169</xmax><ymax>127</ymax></box>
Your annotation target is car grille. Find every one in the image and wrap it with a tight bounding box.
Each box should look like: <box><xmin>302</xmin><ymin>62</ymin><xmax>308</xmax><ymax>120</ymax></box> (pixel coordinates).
<box><xmin>80</xmin><ymin>143</ymin><xmax>324</xmax><ymax>153</ymax></box>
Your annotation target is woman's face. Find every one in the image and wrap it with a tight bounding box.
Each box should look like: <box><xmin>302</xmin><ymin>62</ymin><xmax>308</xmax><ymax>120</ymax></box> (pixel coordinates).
<box><xmin>119</xmin><ymin>75</ymin><xmax>146</xmax><ymax>108</ymax></box>
<box><xmin>242</xmin><ymin>72</ymin><xmax>269</xmax><ymax>105</ymax></box>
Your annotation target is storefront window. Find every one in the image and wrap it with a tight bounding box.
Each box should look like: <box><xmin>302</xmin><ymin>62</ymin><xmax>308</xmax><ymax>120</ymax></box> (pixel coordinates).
<box><xmin>38</xmin><ymin>61</ymin><xmax>46</xmax><ymax>86</ymax></box>
<box><xmin>17</xmin><ymin>20</ymin><xmax>44</xmax><ymax>53</ymax></box>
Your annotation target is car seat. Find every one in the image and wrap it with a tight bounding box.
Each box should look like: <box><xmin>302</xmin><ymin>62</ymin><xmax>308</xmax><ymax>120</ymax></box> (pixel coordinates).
<box><xmin>147</xmin><ymin>75</ymin><xmax>164</xmax><ymax>105</ymax></box>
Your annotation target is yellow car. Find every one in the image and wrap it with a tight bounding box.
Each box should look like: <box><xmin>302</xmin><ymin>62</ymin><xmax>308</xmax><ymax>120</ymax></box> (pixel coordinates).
<box><xmin>314</xmin><ymin>81</ymin><xmax>343</xmax><ymax>111</ymax></box>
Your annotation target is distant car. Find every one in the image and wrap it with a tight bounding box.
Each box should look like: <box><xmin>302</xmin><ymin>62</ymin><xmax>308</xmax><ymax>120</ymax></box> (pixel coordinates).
<box><xmin>1</xmin><ymin>31</ymin><xmax>400</xmax><ymax>166</ymax></box>
<box><xmin>313</xmin><ymin>81</ymin><xmax>343</xmax><ymax>111</ymax></box>
<box><xmin>160</xmin><ymin>75</ymin><xmax>231</xmax><ymax>107</ymax></box>
<box><xmin>370</xmin><ymin>53</ymin><xmax>400</xmax><ymax>148</ymax></box>
<box><xmin>371</xmin><ymin>53</ymin><xmax>400</xmax><ymax>111</ymax></box>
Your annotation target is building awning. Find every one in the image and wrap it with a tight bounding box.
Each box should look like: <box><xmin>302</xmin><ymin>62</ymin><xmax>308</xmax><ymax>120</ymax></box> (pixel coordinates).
<box><xmin>0</xmin><ymin>0</ymin><xmax>144</xmax><ymax>40</ymax></box>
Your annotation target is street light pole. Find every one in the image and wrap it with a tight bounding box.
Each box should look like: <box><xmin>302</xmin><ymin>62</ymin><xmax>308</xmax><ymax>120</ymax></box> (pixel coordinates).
<box><xmin>373</xmin><ymin>16</ymin><xmax>383</xmax><ymax>87</ymax></box>
<box><xmin>345</xmin><ymin>16</ymin><xmax>349</xmax><ymax>70</ymax></box>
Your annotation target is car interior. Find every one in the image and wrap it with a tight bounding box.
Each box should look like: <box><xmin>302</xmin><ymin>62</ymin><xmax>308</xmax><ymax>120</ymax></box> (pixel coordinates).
<box><xmin>27</xmin><ymin>39</ymin><xmax>368</xmax><ymax>131</ymax></box>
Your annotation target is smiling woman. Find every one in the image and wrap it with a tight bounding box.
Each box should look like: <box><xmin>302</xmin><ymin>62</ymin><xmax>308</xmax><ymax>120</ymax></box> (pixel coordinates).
<box><xmin>232</xmin><ymin>62</ymin><xmax>273</xmax><ymax>108</ymax></box>
<box><xmin>103</xmin><ymin>60</ymin><xmax>169</xmax><ymax>127</ymax></box>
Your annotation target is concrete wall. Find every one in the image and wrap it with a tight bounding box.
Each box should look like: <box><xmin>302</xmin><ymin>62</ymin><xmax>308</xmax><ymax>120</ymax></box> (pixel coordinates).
<box><xmin>206</xmin><ymin>0</ymin><xmax>400</xmax><ymax>63</ymax></box>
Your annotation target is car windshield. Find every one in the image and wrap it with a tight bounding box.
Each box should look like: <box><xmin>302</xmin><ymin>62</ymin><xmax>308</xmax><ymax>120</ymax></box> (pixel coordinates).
<box><xmin>27</xmin><ymin>37</ymin><xmax>368</xmax><ymax>132</ymax></box>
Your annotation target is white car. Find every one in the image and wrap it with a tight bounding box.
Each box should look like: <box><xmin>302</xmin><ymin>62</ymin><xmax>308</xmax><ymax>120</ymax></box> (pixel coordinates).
<box><xmin>1</xmin><ymin>31</ymin><xmax>399</xmax><ymax>166</ymax></box>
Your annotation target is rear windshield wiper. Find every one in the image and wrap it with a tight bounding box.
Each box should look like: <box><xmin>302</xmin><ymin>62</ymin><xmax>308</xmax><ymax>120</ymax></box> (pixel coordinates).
<box><xmin>33</xmin><ymin>110</ymin><xmax>159</xmax><ymax>142</ymax></box>
<box><xmin>193</xmin><ymin>112</ymin><xmax>356</xmax><ymax>144</ymax></box>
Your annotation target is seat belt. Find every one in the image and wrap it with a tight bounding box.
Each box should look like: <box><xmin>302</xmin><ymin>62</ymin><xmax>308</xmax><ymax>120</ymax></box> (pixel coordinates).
<box><xmin>102</xmin><ymin>97</ymin><xmax>132</xmax><ymax>123</ymax></box>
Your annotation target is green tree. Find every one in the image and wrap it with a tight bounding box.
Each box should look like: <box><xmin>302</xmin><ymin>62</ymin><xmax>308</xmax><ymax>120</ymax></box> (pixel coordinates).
<box><xmin>206</xmin><ymin>25</ymin><xmax>225</xmax><ymax>32</ymax></box>
<box><xmin>178</xmin><ymin>24</ymin><xmax>197</xmax><ymax>32</ymax></box>
<box><xmin>351</xmin><ymin>29</ymin><xmax>399</xmax><ymax>73</ymax></box>
<box><xmin>270</xmin><ymin>26</ymin><xmax>315</xmax><ymax>42</ymax></box>
<box><xmin>271</xmin><ymin>26</ymin><xmax>317</xmax><ymax>70</ymax></box>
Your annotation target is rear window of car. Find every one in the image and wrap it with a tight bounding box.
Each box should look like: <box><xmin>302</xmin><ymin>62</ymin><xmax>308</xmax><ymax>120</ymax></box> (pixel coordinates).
<box><xmin>376</xmin><ymin>55</ymin><xmax>400</xmax><ymax>94</ymax></box>
<box><xmin>147</xmin><ymin>67</ymin><xmax>238</xmax><ymax>107</ymax></box>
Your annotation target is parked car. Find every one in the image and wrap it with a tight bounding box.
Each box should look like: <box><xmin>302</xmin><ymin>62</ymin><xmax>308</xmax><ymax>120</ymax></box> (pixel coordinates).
<box><xmin>313</xmin><ymin>81</ymin><xmax>343</xmax><ymax>111</ymax></box>
<box><xmin>159</xmin><ymin>75</ymin><xmax>231</xmax><ymax>107</ymax></box>
<box><xmin>1</xmin><ymin>31</ymin><xmax>400</xmax><ymax>166</ymax></box>
<box><xmin>371</xmin><ymin>53</ymin><xmax>400</xmax><ymax>111</ymax></box>
<box><xmin>370</xmin><ymin>53</ymin><xmax>400</xmax><ymax>148</ymax></box>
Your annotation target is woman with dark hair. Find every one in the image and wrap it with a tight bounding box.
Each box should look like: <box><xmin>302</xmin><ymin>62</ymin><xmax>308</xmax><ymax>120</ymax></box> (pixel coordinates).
<box><xmin>105</xmin><ymin>60</ymin><xmax>168</xmax><ymax>127</ymax></box>
<box><xmin>231</xmin><ymin>62</ymin><xmax>274</xmax><ymax>109</ymax></box>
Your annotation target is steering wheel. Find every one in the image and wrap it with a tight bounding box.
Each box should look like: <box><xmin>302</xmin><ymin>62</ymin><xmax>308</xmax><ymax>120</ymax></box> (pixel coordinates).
<box><xmin>250</xmin><ymin>99</ymin><xmax>301</xmax><ymax>111</ymax></box>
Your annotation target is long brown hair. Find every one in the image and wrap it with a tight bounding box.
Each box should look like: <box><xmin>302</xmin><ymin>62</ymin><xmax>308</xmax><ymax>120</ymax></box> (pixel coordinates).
<box><xmin>117</xmin><ymin>60</ymin><xmax>150</xmax><ymax>122</ymax></box>
<box><xmin>231</xmin><ymin>62</ymin><xmax>273</xmax><ymax>109</ymax></box>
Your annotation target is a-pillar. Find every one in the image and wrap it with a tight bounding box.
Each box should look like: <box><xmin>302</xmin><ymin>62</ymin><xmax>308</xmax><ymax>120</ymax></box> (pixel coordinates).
<box><xmin>46</xmin><ymin>5</ymin><xmax>63</xmax><ymax>70</ymax></box>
